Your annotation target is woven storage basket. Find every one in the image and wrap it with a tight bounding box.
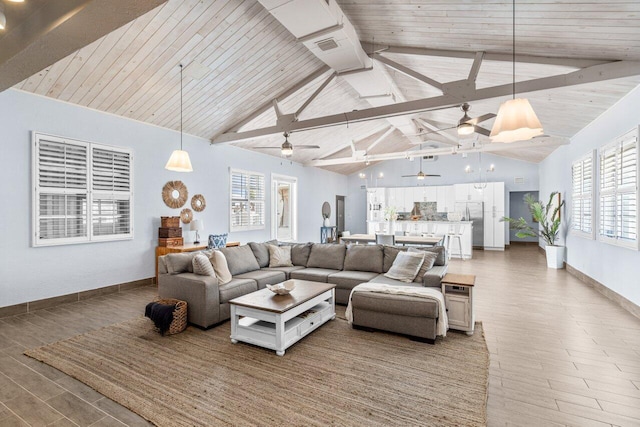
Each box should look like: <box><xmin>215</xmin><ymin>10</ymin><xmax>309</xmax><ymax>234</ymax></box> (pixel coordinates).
<box><xmin>154</xmin><ymin>298</ymin><xmax>187</xmax><ymax>335</ymax></box>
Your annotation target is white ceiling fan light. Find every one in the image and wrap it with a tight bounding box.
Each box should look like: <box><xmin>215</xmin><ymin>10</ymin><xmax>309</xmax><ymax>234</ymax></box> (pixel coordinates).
<box><xmin>402</xmin><ymin>145</ymin><xmax>441</xmax><ymax>180</ymax></box>
<box><xmin>281</xmin><ymin>133</ymin><xmax>294</xmax><ymax>157</ymax></box>
<box><xmin>254</xmin><ymin>132</ymin><xmax>319</xmax><ymax>158</ymax></box>
<box><xmin>457</xmin><ymin>104</ymin><xmax>476</xmax><ymax>136</ymax></box>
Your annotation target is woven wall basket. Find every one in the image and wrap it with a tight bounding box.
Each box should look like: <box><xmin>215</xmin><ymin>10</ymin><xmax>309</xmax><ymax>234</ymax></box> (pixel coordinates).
<box><xmin>162</xmin><ymin>181</ymin><xmax>188</xmax><ymax>209</ymax></box>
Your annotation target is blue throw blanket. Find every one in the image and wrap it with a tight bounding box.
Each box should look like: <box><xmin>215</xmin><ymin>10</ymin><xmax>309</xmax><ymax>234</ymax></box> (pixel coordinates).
<box><xmin>145</xmin><ymin>302</ymin><xmax>176</xmax><ymax>335</ymax></box>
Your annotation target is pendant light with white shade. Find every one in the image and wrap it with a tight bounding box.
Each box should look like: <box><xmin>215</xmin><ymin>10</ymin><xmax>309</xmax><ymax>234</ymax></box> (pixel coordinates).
<box><xmin>490</xmin><ymin>0</ymin><xmax>544</xmax><ymax>144</ymax></box>
<box><xmin>165</xmin><ymin>64</ymin><xmax>193</xmax><ymax>172</ymax></box>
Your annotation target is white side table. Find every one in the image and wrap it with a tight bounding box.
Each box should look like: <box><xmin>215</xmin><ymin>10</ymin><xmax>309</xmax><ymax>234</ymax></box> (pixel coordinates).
<box><xmin>441</xmin><ymin>273</ymin><xmax>476</xmax><ymax>335</ymax></box>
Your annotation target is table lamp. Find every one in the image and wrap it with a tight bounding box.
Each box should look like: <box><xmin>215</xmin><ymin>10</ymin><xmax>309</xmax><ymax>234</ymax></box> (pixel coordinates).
<box><xmin>190</xmin><ymin>219</ymin><xmax>204</xmax><ymax>244</ymax></box>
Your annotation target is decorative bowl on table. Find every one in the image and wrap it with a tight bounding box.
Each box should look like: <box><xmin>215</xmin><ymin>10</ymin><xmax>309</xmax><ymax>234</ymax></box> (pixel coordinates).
<box><xmin>266</xmin><ymin>282</ymin><xmax>296</xmax><ymax>295</ymax></box>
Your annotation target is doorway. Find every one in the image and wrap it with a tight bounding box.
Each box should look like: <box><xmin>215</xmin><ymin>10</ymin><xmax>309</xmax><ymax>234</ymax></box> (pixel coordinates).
<box><xmin>509</xmin><ymin>191</ymin><xmax>539</xmax><ymax>243</ymax></box>
<box><xmin>271</xmin><ymin>174</ymin><xmax>297</xmax><ymax>242</ymax></box>
<box><xmin>336</xmin><ymin>195</ymin><xmax>345</xmax><ymax>236</ymax></box>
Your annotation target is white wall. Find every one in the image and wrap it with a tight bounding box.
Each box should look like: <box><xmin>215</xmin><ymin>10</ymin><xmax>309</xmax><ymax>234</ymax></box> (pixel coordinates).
<box><xmin>0</xmin><ymin>89</ymin><xmax>347</xmax><ymax>307</ymax></box>
<box><xmin>345</xmin><ymin>152</ymin><xmax>539</xmax><ymax>235</ymax></box>
<box><xmin>539</xmin><ymin>83</ymin><xmax>640</xmax><ymax>307</ymax></box>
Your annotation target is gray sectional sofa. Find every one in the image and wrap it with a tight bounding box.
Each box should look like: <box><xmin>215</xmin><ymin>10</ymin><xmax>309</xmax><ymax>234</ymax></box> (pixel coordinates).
<box><xmin>157</xmin><ymin>242</ymin><xmax>448</xmax><ymax>329</ymax></box>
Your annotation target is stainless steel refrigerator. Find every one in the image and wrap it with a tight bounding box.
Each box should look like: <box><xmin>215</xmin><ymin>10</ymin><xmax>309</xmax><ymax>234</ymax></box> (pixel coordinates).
<box><xmin>454</xmin><ymin>202</ymin><xmax>484</xmax><ymax>248</ymax></box>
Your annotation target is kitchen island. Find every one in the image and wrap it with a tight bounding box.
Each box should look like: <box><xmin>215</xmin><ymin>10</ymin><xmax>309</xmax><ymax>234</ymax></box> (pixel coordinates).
<box><xmin>366</xmin><ymin>220</ymin><xmax>473</xmax><ymax>259</ymax></box>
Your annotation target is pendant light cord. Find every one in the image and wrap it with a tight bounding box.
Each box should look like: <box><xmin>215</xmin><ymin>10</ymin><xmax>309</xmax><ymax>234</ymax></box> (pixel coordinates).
<box><xmin>180</xmin><ymin>63</ymin><xmax>183</xmax><ymax>150</ymax></box>
<box><xmin>512</xmin><ymin>0</ymin><xmax>516</xmax><ymax>100</ymax></box>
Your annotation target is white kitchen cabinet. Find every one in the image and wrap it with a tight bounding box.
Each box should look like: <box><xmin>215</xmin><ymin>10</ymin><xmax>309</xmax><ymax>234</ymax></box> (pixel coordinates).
<box><xmin>484</xmin><ymin>211</ymin><xmax>506</xmax><ymax>250</ymax></box>
<box><xmin>436</xmin><ymin>185</ymin><xmax>455</xmax><ymax>212</ymax></box>
<box><xmin>483</xmin><ymin>182</ymin><xmax>506</xmax><ymax>250</ymax></box>
<box><xmin>482</xmin><ymin>182</ymin><xmax>505</xmax><ymax>213</ymax></box>
<box><xmin>424</xmin><ymin>186</ymin><xmax>437</xmax><ymax>202</ymax></box>
<box><xmin>394</xmin><ymin>188</ymin><xmax>404</xmax><ymax>211</ymax></box>
<box><xmin>413</xmin><ymin>187</ymin><xmax>426</xmax><ymax>203</ymax></box>
<box><xmin>445</xmin><ymin>187</ymin><xmax>456</xmax><ymax>213</ymax></box>
<box><xmin>386</xmin><ymin>188</ymin><xmax>398</xmax><ymax>210</ymax></box>
<box><xmin>454</xmin><ymin>183</ymin><xmax>484</xmax><ymax>202</ymax></box>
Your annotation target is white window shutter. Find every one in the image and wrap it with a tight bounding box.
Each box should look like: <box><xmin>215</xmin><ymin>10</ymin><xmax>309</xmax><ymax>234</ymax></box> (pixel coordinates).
<box><xmin>33</xmin><ymin>133</ymin><xmax>133</xmax><ymax>246</ymax></box>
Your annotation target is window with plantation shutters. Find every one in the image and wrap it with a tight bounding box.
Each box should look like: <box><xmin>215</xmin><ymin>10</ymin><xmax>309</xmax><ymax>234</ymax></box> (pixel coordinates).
<box><xmin>571</xmin><ymin>151</ymin><xmax>595</xmax><ymax>238</ymax></box>
<box><xmin>91</xmin><ymin>146</ymin><xmax>132</xmax><ymax>239</ymax></box>
<box><xmin>598</xmin><ymin>128</ymin><xmax>639</xmax><ymax>250</ymax></box>
<box><xmin>33</xmin><ymin>133</ymin><xmax>133</xmax><ymax>246</ymax></box>
<box><xmin>230</xmin><ymin>168</ymin><xmax>265</xmax><ymax>232</ymax></box>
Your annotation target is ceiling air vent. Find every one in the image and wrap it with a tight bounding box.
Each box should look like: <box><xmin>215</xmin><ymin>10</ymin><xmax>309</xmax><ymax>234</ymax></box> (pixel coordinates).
<box><xmin>514</xmin><ymin>177</ymin><xmax>525</xmax><ymax>184</ymax></box>
<box><xmin>316</xmin><ymin>38</ymin><xmax>339</xmax><ymax>51</ymax></box>
<box><xmin>422</xmin><ymin>155</ymin><xmax>438</xmax><ymax>162</ymax></box>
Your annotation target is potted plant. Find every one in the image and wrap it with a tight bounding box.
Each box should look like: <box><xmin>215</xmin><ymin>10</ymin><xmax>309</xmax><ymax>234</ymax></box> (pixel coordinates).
<box><xmin>501</xmin><ymin>192</ymin><xmax>566</xmax><ymax>268</ymax></box>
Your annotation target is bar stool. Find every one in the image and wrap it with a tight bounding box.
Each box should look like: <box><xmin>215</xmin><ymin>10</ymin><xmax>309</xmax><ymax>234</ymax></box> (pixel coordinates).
<box><xmin>375</xmin><ymin>234</ymin><xmax>395</xmax><ymax>245</ymax></box>
<box><xmin>446</xmin><ymin>223</ymin><xmax>465</xmax><ymax>260</ymax></box>
<box><xmin>422</xmin><ymin>222</ymin><xmax>436</xmax><ymax>237</ymax></box>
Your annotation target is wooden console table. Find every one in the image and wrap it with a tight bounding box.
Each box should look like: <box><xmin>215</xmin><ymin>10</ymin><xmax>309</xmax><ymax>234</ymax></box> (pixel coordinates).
<box><xmin>155</xmin><ymin>241</ymin><xmax>240</xmax><ymax>283</ymax></box>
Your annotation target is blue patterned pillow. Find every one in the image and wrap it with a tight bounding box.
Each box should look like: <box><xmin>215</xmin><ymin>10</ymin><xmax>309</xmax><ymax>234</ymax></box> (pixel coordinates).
<box><xmin>208</xmin><ymin>233</ymin><xmax>228</xmax><ymax>249</ymax></box>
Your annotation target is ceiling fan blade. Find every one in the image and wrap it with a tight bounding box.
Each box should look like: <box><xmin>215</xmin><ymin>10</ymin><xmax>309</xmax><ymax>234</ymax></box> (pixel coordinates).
<box><xmin>295</xmin><ymin>145</ymin><xmax>321</xmax><ymax>149</ymax></box>
<box><xmin>473</xmin><ymin>126</ymin><xmax>491</xmax><ymax>137</ymax></box>
<box><xmin>253</xmin><ymin>146</ymin><xmax>281</xmax><ymax>149</ymax></box>
<box><xmin>401</xmin><ymin>174</ymin><xmax>418</xmax><ymax>177</ymax></box>
<box><xmin>468</xmin><ymin>113</ymin><xmax>496</xmax><ymax>125</ymax></box>
<box><xmin>424</xmin><ymin>174</ymin><xmax>441</xmax><ymax>177</ymax></box>
<box><xmin>413</xmin><ymin>125</ymin><xmax>456</xmax><ymax>136</ymax></box>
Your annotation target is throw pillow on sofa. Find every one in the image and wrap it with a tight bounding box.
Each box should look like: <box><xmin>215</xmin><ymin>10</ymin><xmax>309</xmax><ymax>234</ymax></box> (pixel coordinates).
<box><xmin>219</xmin><ymin>245</ymin><xmax>260</xmax><ymax>276</ymax></box>
<box><xmin>384</xmin><ymin>251</ymin><xmax>425</xmax><ymax>283</ymax></box>
<box><xmin>209</xmin><ymin>250</ymin><xmax>232</xmax><ymax>285</ymax></box>
<box><xmin>192</xmin><ymin>253</ymin><xmax>215</xmax><ymax>276</ymax></box>
<box><xmin>408</xmin><ymin>247</ymin><xmax>438</xmax><ymax>282</ymax></box>
<box><xmin>268</xmin><ymin>244</ymin><xmax>293</xmax><ymax>267</ymax></box>
<box><xmin>307</xmin><ymin>243</ymin><xmax>347</xmax><ymax>270</ymax></box>
<box><xmin>248</xmin><ymin>240</ymin><xmax>277</xmax><ymax>268</ymax></box>
<box><xmin>208</xmin><ymin>233</ymin><xmax>228</xmax><ymax>249</ymax></box>
<box><xmin>343</xmin><ymin>244</ymin><xmax>384</xmax><ymax>273</ymax></box>
<box><xmin>166</xmin><ymin>253</ymin><xmax>196</xmax><ymax>275</ymax></box>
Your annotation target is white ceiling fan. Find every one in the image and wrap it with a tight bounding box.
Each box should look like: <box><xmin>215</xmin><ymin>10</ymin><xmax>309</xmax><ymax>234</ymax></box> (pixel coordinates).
<box><xmin>254</xmin><ymin>132</ymin><xmax>320</xmax><ymax>157</ymax></box>
<box><xmin>402</xmin><ymin>146</ymin><xmax>441</xmax><ymax>180</ymax></box>
<box><xmin>413</xmin><ymin>103</ymin><xmax>496</xmax><ymax>137</ymax></box>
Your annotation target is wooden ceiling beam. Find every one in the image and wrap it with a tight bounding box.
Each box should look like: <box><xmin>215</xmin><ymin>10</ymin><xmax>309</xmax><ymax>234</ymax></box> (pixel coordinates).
<box><xmin>221</xmin><ymin>65</ymin><xmax>331</xmax><ymax>134</ymax></box>
<box><xmin>364</xmin><ymin>42</ymin><xmax>609</xmax><ymax>69</ymax></box>
<box><xmin>468</xmin><ymin>52</ymin><xmax>485</xmax><ymax>83</ymax></box>
<box><xmin>308</xmin><ymin>137</ymin><xmax>569</xmax><ymax>167</ymax></box>
<box><xmin>211</xmin><ymin>60</ymin><xmax>640</xmax><ymax>144</ymax></box>
<box><xmin>294</xmin><ymin>71</ymin><xmax>336</xmax><ymax>120</ymax></box>
<box><xmin>373</xmin><ymin>53</ymin><xmax>443</xmax><ymax>91</ymax></box>
<box><xmin>366</xmin><ymin>126</ymin><xmax>396</xmax><ymax>153</ymax></box>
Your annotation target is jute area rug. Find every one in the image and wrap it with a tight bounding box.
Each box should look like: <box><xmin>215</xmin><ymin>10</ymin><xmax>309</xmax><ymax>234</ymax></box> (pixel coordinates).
<box><xmin>26</xmin><ymin>309</ymin><xmax>489</xmax><ymax>427</ymax></box>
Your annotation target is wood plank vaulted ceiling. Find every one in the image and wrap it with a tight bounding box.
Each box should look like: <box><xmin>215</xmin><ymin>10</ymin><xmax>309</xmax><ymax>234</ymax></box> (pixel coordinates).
<box><xmin>10</xmin><ymin>0</ymin><xmax>640</xmax><ymax>174</ymax></box>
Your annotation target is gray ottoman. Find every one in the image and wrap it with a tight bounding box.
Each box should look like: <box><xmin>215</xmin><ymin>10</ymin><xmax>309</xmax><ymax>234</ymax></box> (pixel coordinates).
<box><xmin>350</xmin><ymin>291</ymin><xmax>440</xmax><ymax>344</ymax></box>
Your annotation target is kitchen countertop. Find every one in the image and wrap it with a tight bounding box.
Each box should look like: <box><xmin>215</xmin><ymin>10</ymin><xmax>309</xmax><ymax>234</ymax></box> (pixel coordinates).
<box><xmin>367</xmin><ymin>220</ymin><xmax>472</xmax><ymax>223</ymax></box>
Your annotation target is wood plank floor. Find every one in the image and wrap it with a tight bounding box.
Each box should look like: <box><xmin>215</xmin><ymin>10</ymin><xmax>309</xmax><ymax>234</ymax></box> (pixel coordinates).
<box><xmin>0</xmin><ymin>245</ymin><xmax>639</xmax><ymax>426</ymax></box>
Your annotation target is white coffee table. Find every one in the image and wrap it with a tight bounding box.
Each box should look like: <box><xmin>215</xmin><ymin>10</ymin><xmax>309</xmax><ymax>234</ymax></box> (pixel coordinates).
<box><xmin>229</xmin><ymin>280</ymin><xmax>336</xmax><ymax>356</ymax></box>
